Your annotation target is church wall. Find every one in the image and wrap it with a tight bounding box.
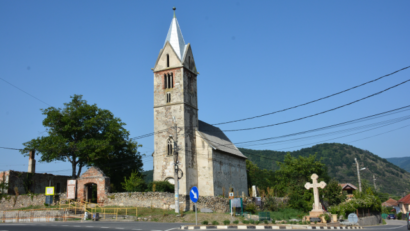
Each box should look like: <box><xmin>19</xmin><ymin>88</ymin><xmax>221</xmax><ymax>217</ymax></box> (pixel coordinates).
<box><xmin>211</xmin><ymin>151</ymin><xmax>247</xmax><ymax>197</ymax></box>
<box><xmin>195</xmin><ymin>132</ymin><xmax>214</xmax><ymax>196</ymax></box>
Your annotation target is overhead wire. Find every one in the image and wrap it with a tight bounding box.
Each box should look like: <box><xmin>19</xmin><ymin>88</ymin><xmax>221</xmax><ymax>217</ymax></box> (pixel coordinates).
<box><xmin>222</xmin><ymin>78</ymin><xmax>410</xmax><ymax>132</ymax></box>
<box><xmin>213</xmin><ymin>65</ymin><xmax>410</xmax><ymax>125</ymax></box>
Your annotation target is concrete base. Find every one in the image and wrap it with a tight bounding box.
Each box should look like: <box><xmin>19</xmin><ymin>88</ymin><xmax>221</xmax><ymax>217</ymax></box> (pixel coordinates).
<box><xmin>309</xmin><ymin>210</ymin><xmax>325</xmax><ymax>217</ymax></box>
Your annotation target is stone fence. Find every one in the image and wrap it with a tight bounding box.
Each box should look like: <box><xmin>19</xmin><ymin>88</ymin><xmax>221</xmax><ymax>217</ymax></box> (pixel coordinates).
<box><xmin>1</xmin><ymin>192</ymin><xmax>287</xmax><ymax>213</ymax></box>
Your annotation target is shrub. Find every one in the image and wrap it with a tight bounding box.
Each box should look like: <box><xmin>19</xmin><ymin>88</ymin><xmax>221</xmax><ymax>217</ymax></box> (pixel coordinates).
<box><xmin>271</xmin><ymin>219</ymin><xmax>276</xmax><ymax>224</ymax></box>
<box><xmin>255</xmin><ymin>221</ymin><xmax>260</xmax><ymax>225</ymax></box>
<box><xmin>245</xmin><ymin>203</ymin><xmax>257</xmax><ymax>214</ymax></box>
<box><xmin>121</xmin><ymin>171</ymin><xmax>147</xmax><ymax>192</ymax></box>
<box><xmin>202</xmin><ymin>220</ymin><xmax>208</xmax><ymax>225</ymax></box>
<box><xmin>212</xmin><ymin>221</ymin><xmax>219</xmax><ymax>225</ymax></box>
<box><xmin>223</xmin><ymin>220</ymin><xmax>230</xmax><ymax>225</ymax></box>
<box><xmin>146</xmin><ymin>181</ymin><xmax>174</xmax><ymax>193</ymax></box>
<box><xmin>249</xmin><ymin>219</ymin><xmax>255</xmax><ymax>224</ymax></box>
<box><xmin>233</xmin><ymin>220</ymin><xmax>239</xmax><ymax>224</ymax></box>
<box><xmin>242</xmin><ymin>220</ymin><xmax>249</xmax><ymax>224</ymax></box>
<box><xmin>264</xmin><ymin>220</ymin><xmax>268</xmax><ymax>224</ymax></box>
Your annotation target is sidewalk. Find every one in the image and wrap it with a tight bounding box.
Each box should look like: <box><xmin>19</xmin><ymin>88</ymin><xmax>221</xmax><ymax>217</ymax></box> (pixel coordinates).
<box><xmin>181</xmin><ymin>224</ymin><xmax>363</xmax><ymax>230</ymax></box>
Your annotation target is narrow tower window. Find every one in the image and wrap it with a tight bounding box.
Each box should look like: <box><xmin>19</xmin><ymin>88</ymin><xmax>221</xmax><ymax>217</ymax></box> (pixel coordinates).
<box><xmin>167</xmin><ymin>138</ymin><xmax>173</xmax><ymax>155</ymax></box>
<box><xmin>164</xmin><ymin>74</ymin><xmax>167</xmax><ymax>89</ymax></box>
<box><xmin>170</xmin><ymin>73</ymin><xmax>173</xmax><ymax>88</ymax></box>
<box><xmin>167</xmin><ymin>54</ymin><xmax>170</xmax><ymax>67</ymax></box>
<box><xmin>166</xmin><ymin>92</ymin><xmax>171</xmax><ymax>103</ymax></box>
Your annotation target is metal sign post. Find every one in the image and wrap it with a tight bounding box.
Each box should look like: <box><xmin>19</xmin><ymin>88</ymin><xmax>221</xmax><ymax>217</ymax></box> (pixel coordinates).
<box><xmin>190</xmin><ymin>186</ymin><xmax>199</xmax><ymax>225</ymax></box>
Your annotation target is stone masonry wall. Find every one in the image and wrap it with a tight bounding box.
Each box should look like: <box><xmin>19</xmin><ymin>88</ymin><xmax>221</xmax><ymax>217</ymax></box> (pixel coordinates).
<box><xmin>0</xmin><ymin>193</ymin><xmax>67</xmax><ymax>211</ymax></box>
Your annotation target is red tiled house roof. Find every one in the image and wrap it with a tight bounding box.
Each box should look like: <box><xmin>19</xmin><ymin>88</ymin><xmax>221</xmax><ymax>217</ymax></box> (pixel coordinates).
<box><xmin>398</xmin><ymin>194</ymin><xmax>410</xmax><ymax>205</ymax></box>
<box><xmin>382</xmin><ymin>198</ymin><xmax>398</xmax><ymax>207</ymax></box>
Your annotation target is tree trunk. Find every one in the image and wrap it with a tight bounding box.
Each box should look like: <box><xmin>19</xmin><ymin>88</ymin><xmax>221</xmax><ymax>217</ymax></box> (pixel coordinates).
<box><xmin>72</xmin><ymin>161</ymin><xmax>77</xmax><ymax>179</ymax></box>
<box><xmin>76</xmin><ymin>163</ymin><xmax>83</xmax><ymax>178</ymax></box>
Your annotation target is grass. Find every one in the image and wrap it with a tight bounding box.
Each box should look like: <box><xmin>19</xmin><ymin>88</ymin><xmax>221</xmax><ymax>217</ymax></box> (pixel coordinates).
<box><xmin>269</xmin><ymin>208</ymin><xmax>306</xmax><ymax>221</ymax></box>
<box><xmin>14</xmin><ymin>205</ymin><xmax>59</xmax><ymax>210</ymax></box>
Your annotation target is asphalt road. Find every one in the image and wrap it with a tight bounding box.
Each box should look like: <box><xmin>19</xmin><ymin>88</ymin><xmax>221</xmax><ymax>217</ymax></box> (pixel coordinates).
<box><xmin>0</xmin><ymin>220</ymin><xmax>408</xmax><ymax>231</ymax></box>
<box><xmin>0</xmin><ymin>221</ymin><xmax>185</xmax><ymax>231</ymax></box>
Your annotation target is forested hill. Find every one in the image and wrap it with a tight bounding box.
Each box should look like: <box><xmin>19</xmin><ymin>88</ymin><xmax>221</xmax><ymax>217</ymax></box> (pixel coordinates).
<box><xmin>386</xmin><ymin>157</ymin><xmax>410</xmax><ymax>173</ymax></box>
<box><xmin>239</xmin><ymin>143</ymin><xmax>410</xmax><ymax>195</ymax></box>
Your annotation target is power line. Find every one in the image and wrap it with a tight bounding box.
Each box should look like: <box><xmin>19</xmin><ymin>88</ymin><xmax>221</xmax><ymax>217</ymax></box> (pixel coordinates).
<box><xmin>233</xmin><ymin>104</ymin><xmax>410</xmax><ymax>145</ymax></box>
<box><xmin>213</xmin><ymin>65</ymin><xmax>410</xmax><ymax>125</ymax></box>
<box><xmin>0</xmin><ymin>77</ymin><xmax>52</xmax><ymax>106</ymax></box>
<box><xmin>223</xmin><ymin>78</ymin><xmax>410</xmax><ymax>132</ymax></box>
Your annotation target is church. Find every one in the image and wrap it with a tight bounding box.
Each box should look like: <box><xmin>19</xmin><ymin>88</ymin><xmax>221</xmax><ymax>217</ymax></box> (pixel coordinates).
<box><xmin>152</xmin><ymin>9</ymin><xmax>248</xmax><ymax>197</ymax></box>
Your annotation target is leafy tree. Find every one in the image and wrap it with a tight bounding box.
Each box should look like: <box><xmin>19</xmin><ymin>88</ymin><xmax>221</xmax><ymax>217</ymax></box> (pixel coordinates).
<box><xmin>273</xmin><ymin>153</ymin><xmax>330</xmax><ymax>212</ymax></box>
<box><xmin>121</xmin><ymin>171</ymin><xmax>147</xmax><ymax>192</ymax></box>
<box><xmin>323</xmin><ymin>179</ymin><xmax>346</xmax><ymax>206</ymax></box>
<box><xmin>20</xmin><ymin>95</ymin><xmax>143</xmax><ymax>179</ymax></box>
<box><xmin>246</xmin><ymin>160</ymin><xmax>275</xmax><ymax>192</ymax></box>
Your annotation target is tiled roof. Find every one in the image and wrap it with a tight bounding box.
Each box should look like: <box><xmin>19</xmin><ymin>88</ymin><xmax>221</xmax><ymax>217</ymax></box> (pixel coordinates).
<box><xmin>382</xmin><ymin>198</ymin><xmax>398</xmax><ymax>207</ymax></box>
<box><xmin>338</xmin><ymin>183</ymin><xmax>358</xmax><ymax>190</ymax></box>
<box><xmin>398</xmin><ymin>194</ymin><xmax>410</xmax><ymax>205</ymax></box>
<box><xmin>197</xmin><ymin>120</ymin><xmax>247</xmax><ymax>159</ymax></box>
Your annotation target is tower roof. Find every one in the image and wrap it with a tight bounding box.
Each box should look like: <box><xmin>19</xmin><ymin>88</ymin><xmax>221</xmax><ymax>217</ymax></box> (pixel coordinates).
<box><xmin>164</xmin><ymin>9</ymin><xmax>186</xmax><ymax>61</ymax></box>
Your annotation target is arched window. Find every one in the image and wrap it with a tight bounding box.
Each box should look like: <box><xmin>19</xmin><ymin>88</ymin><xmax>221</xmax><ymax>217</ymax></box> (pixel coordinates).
<box><xmin>167</xmin><ymin>54</ymin><xmax>169</xmax><ymax>67</ymax></box>
<box><xmin>164</xmin><ymin>72</ymin><xmax>173</xmax><ymax>89</ymax></box>
<box><xmin>166</xmin><ymin>92</ymin><xmax>171</xmax><ymax>103</ymax></box>
<box><xmin>167</xmin><ymin>139</ymin><xmax>173</xmax><ymax>155</ymax></box>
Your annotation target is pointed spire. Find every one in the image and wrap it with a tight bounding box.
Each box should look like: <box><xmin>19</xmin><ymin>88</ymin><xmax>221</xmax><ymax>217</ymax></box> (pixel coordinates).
<box><xmin>164</xmin><ymin>7</ymin><xmax>186</xmax><ymax>60</ymax></box>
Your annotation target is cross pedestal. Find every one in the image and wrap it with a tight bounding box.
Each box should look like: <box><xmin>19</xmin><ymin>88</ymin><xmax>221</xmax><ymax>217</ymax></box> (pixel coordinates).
<box><xmin>304</xmin><ymin>173</ymin><xmax>327</xmax><ymax>218</ymax></box>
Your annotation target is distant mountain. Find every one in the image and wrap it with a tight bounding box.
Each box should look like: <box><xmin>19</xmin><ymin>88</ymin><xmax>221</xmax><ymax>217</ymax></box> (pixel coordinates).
<box><xmin>386</xmin><ymin>157</ymin><xmax>410</xmax><ymax>173</ymax></box>
<box><xmin>239</xmin><ymin>143</ymin><xmax>410</xmax><ymax>196</ymax></box>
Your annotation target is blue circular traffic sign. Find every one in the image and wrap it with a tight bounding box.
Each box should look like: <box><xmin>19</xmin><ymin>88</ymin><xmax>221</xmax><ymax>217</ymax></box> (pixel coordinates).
<box><xmin>190</xmin><ymin>186</ymin><xmax>199</xmax><ymax>203</ymax></box>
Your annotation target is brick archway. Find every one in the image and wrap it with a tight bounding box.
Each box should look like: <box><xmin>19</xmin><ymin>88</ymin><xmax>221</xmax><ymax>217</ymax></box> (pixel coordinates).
<box><xmin>77</xmin><ymin>167</ymin><xmax>110</xmax><ymax>203</ymax></box>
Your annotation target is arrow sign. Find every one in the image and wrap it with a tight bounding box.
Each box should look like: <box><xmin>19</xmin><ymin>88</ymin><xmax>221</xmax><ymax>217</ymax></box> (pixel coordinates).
<box><xmin>190</xmin><ymin>186</ymin><xmax>199</xmax><ymax>203</ymax></box>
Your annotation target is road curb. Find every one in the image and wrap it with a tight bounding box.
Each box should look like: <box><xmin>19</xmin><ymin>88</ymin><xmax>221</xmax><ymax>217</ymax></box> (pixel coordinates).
<box><xmin>180</xmin><ymin>225</ymin><xmax>363</xmax><ymax>230</ymax></box>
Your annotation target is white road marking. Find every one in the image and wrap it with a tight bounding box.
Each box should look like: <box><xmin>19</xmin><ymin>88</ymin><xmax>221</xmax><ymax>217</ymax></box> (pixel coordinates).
<box><xmin>384</xmin><ymin>225</ymin><xmax>406</xmax><ymax>229</ymax></box>
<box><xmin>115</xmin><ymin>229</ymin><xmax>125</xmax><ymax>230</ymax></box>
<box><xmin>133</xmin><ymin>229</ymin><xmax>142</xmax><ymax>230</ymax></box>
<box><xmin>101</xmin><ymin>227</ymin><xmax>110</xmax><ymax>229</ymax></box>
<box><xmin>165</xmin><ymin>228</ymin><xmax>179</xmax><ymax>231</ymax></box>
<box><xmin>86</xmin><ymin>226</ymin><xmax>94</xmax><ymax>227</ymax></box>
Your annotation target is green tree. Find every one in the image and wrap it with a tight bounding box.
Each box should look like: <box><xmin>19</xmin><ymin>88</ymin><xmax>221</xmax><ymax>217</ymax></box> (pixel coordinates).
<box><xmin>273</xmin><ymin>153</ymin><xmax>330</xmax><ymax>212</ymax></box>
<box><xmin>20</xmin><ymin>95</ymin><xmax>143</xmax><ymax>179</ymax></box>
<box><xmin>121</xmin><ymin>171</ymin><xmax>147</xmax><ymax>192</ymax></box>
<box><xmin>323</xmin><ymin>179</ymin><xmax>346</xmax><ymax>206</ymax></box>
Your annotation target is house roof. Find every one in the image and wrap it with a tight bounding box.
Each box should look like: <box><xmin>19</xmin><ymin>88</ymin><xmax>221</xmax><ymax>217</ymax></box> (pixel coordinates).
<box><xmin>197</xmin><ymin>120</ymin><xmax>247</xmax><ymax>159</ymax></box>
<box><xmin>382</xmin><ymin>198</ymin><xmax>399</xmax><ymax>207</ymax></box>
<box><xmin>339</xmin><ymin>183</ymin><xmax>358</xmax><ymax>190</ymax></box>
<box><xmin>398</xmin><ymin>194</ymin><xmax>410</xmax><ymax>205</ymax></box>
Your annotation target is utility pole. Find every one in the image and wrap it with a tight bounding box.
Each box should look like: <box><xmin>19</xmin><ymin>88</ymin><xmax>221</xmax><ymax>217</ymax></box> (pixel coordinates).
<box><xmin>172</xmin><ymin>117</ymin><xmax>180</xmax><ymax>214</ymax></box>
<box><xmin>354</xmin><ymin>158</ymin><xmax>362</xmax><ymax>193</ymax></box>
<box><xmin>373</xmin><ymin>175</ymin><xmax>377</xmax><ymax>191</ymax></box>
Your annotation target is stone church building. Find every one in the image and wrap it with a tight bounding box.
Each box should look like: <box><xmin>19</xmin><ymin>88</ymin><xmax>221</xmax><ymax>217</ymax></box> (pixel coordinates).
<box><xmin>152</xmin><ymin>11</ymin><xmax>248</xmax><ymax>197</ymax></box>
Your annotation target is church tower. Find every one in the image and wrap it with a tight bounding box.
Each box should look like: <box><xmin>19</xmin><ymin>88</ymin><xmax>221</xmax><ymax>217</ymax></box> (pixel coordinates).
<box><xmin>152</xmin><ymin>9</ymin><xmax>199</xmax><ymax>196</ymax></box>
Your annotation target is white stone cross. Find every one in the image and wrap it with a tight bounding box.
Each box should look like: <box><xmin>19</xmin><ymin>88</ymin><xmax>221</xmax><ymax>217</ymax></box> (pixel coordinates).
<box><xmin>304</xmin><ymin>173</ymin><xmax>327</xmax><ymax>212</ymax></box>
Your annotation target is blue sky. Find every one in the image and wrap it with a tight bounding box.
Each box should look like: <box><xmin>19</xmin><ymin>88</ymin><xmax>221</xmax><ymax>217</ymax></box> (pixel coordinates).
<box><xmin>1</xmin><ymin>1</ymin><xmax>409</xmax><ymax>176</ymax></box>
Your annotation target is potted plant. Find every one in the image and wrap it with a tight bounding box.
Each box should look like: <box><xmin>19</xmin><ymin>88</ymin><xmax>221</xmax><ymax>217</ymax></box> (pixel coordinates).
<box><xmin>328</xmin><ymin>206</ymin><xmax>339</xmax><ymax>223</ymax></box>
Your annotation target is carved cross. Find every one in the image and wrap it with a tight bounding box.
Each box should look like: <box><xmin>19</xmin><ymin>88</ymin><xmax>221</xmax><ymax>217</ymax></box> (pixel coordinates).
<box><xmin>304</xmin><ymin>173</ymin><xmax>327</xmax><ymax>211</ymax></box>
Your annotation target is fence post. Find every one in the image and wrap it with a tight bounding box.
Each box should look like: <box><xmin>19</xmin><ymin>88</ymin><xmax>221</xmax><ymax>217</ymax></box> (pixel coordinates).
<box><xmin>136</xmin><ymin>208</ymin><xmax>138</xmax><ymax>217</ymax></box>
<box><xmin>126</xmin><ymin>208</ymin><xmax>127</xmax><ymax>216</ymax></box>
<box><xmin>17</xmin><ymin>210</ymin><xmax>19</xmax><ymax>223</ymax></box>
<box><xmin>116</xmin><ymin>209</ymin><xmax>118</xmax><ymax>220</ymax></box>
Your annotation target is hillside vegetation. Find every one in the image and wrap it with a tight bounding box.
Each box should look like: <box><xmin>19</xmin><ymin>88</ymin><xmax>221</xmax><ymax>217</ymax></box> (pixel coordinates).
<box><xmin>239</xmin><ymin>143</ymin><xmax>410</xmax><ymax>196</ymax></box>
<box><xmin>386</xmin><ymin>157</ymin><xmax>410</xmax><ymax>173</ymax></box>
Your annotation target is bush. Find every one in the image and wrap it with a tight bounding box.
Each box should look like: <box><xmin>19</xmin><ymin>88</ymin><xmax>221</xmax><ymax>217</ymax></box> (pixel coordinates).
<box><xmin>271</xmin><ymin>219</ymin><xmax>276</xmax><ymax>224</ymax></box>
<box><xmin>146</xmin><ymin>181</ymin><xmax>174</xmax><ymax>193</ymax></box>
<box><xmin>249</xmin><ymin>219</ymin><xmax>255</xmax><ymax>224</ymax></box>
<box><xmin>242</xmin><ymin>220</ymin><xmax>249</xmax><ymax>224</ymax></box>
<box><xmin>212</xmin><ymin>221</ymin><xmax>219</xmax><ymax>225</ymax></box>
<box><xmin>398</xmin><ymin>212</ymin><xmax>403</xmax><ymax>220</ymax></box>
<box><xmin>121</xmin><ymin>171</ymin><xmax>147</xmax><ymax>192</ymax></box>
<box><xmin>255</xmin><ymin>221</ymin><xmax>260</xmax><ymax>225</ymax></box>
<box><xmin>233</xmin><ymin>220</ymin><xmax>239</xmax><ymax>224</ymax></box>
<box><xmin>202</xmin><ymin>220</ymin><xmax>208</xmax><ymax>225</ymax></box>
<box><xmin>264</xmin><ymin>220</ymin><xmax>268</xmax><ymax>224</ymax></box>
<box><xmin>245</xmin><ymin>203</ymin><xmax>257</xmax><ymax>214</ymax></box>
<box><xmin>223</xmin><ymin>220</ymin><xmax>230</xmax><ymax>225</ymax></box>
